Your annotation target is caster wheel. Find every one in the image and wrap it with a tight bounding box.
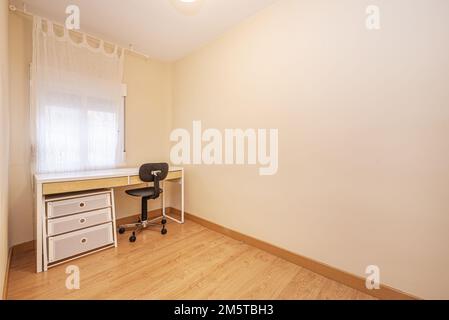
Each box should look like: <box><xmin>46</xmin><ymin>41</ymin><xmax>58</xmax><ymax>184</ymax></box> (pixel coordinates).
<box><xmin>161</xmin><ymin>228</ymin><xmax>168</xmax><ymax>235</ymax></box>
<box><xmin>118</xmin><ymin>227</ymin><xmax>126</xmax><ymax>234</ymax></box>
<box><xmin>129</xmin><ymin>234</ymin><xmax>137</xmax><ymax>242</ymax></box>
<box><xmin>161</xmin><ymin>219</ymin><xmax>167</xmax><ymax>225</ymax></box>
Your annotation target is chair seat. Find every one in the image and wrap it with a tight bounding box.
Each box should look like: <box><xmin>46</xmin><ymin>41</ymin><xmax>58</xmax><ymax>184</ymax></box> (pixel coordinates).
<box><xmin>126</xmin><ymin>187</ymin><xmax>162</xmax><ymax>198</ymax></box>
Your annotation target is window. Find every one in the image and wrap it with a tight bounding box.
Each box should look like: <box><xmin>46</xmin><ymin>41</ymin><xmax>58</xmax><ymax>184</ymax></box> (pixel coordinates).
<box><xmin>37</xmin><ymin>94</ymin><xmax>125</xmax><ymax>173</ymax></box>
<box><xmin>31</xmin><ymin>17</ymin><xmax>125</xmax><ymax>174</ymax></box>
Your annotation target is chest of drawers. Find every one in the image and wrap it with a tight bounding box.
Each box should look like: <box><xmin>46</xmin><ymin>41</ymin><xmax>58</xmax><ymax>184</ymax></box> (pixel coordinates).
<box><xmin>44</xmin><ymin>189</ymin><xmax>117</xmax><ymax>267</ymax></box>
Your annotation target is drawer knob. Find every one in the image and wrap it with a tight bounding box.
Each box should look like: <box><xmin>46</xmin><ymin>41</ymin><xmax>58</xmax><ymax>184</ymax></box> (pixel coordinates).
<box><xmin>79</xmin><ymin>202</ymin><xmax>86</xmax><ymax>208</ymax></box>
<box><xmin>79</xmin><ymin>218</ymin><xmax>87</xmax><ymax>224</ymax></box>
<box><xmin>80</xmin><ymin>238</ymin><xmax>88</xmax><ymax>244</ymax></box>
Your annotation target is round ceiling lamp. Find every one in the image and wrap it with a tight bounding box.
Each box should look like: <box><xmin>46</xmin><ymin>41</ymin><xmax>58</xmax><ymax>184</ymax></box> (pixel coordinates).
<box><xmin>170</xmin><ymin>0</ymin><xmax>204</xmax><ymax>16</ymax></box>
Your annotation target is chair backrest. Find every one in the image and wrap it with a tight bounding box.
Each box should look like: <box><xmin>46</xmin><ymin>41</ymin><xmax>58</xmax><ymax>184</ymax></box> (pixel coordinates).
<box><xmin>139</xmin><ymin>163</ymin><xmax>169</xmax><ymax>183</ymax></box>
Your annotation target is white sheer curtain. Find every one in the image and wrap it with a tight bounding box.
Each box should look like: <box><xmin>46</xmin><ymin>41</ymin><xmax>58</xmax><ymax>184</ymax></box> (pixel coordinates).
<box><xmin>31</xmin><ymin>17</ymin><xmax>125</xmax><ymax>174</ymax></box>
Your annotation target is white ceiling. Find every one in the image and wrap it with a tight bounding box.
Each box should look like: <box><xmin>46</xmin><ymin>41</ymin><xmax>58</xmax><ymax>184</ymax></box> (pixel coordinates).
<box><xmin>11</xmin><ymin>0</ymin><xmax>276</xmax><ymax>61</ymax></box>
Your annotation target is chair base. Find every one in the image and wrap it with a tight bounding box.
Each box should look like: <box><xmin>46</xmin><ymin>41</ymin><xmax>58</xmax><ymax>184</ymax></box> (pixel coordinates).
<box><xmin>118</xmin><ymin>218</ymin><xmax>167</xmax><ymax>242</ymax></box>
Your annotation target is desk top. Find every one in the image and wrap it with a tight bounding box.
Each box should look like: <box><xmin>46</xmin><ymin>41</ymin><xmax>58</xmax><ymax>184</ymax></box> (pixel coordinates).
<box><xmin>35</xmin><ymin>167</ymin><xmax>183</xmax><ymax>184</ymax></box>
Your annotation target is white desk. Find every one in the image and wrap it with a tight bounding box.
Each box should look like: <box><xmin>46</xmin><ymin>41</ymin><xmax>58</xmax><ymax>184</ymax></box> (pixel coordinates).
<box><xmin>34</xmin><ymin>167</ymin><xmax>184</xmax><ymax>272</ymax></box>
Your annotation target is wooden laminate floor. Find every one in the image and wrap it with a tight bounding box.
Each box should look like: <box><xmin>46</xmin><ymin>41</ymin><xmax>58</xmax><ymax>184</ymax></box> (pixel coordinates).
<box><xmin>7</xmin><ymin>220</ymin><xmax>375</xmax><ymax>300</ymax></box>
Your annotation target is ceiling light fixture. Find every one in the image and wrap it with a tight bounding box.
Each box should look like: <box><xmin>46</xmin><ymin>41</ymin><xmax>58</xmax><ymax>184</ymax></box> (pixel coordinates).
<box><xmin>171</xmin><ymin>0</ymin><xmax>204</xmax><ymax>16</ymax></box>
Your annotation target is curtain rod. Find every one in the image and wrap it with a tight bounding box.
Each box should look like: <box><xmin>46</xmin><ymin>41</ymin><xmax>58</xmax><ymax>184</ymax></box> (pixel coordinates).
<box><xmin>8</xmin><ymin>4</ymin><xmax>151</xmax><ymax>60</ymax></box>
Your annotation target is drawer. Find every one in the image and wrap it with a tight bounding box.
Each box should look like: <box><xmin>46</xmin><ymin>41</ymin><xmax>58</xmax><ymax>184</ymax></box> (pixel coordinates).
<box><xmin>47</xmin><ymin>193</ymin><xmax>111</xmax><ymax>218</ymax></box>
<box><xmin>47</xmin><ymin>208</ymin><xmax>112</xmax><ymax>236</ymax></box>
<box><xmin>129</xmin><ymin>170</ymin><xmax>183</xmax><ymax>185</ymax></box>
<box><xmin>167</xmin><ymin>170</ymin><xmax>182</xmax><ymax>180</ymax></box>
<box><xmin>48</xmin><ymin>223</ymin><xmax>114</xmax><ymax>263</ymax></box>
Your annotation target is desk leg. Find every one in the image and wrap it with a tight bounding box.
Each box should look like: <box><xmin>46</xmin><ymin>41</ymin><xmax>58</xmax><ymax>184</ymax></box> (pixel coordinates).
<box><xmin>164</xmin><ymin>171</ymin><xmax>185</xmax><ymax>224</ymax></box>
<box><xmin>181</xmin><ymin>169</ymin><xmax>185</xmax><ymax>223</ymax></box>
<box><xmin>36</xmin><ymin>183</ymin><xmax>44</xmax><ymax>273</ymax></box>
<box><xmin>111</xmin><ymin>189</ymin><xmax>118</xmax><ymax>248</ymax></box>
<box><xmin>42</xmin><ymin>199</ymin><xmax>48</xmax><ymax>272</ymax></box>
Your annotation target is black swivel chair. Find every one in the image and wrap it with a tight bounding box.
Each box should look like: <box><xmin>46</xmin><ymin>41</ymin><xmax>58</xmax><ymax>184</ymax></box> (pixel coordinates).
<box><xmin>118</xmin><ymin>163</ymin><xmax>169</xmax><ymax>242</ymax></box>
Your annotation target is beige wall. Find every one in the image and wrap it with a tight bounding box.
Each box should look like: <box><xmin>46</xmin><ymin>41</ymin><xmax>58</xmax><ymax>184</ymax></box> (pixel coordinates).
<box><xmin>115</xmin><ymin>52</ymin><xmax>173</xmax><ymax>218</ymax></box>
<box><xmin>172</xmin><ymin>0</ymin><xmax>449</xmax><ymax>299</ymax></box>
<box><xmin>8</xmin><ymin>11</ymin><xmax>33</xmax><ymax>248</ymax></box>
<box><xmin>7</xmin><ymin>0</ymin><xmax>449</xmax><ymax>300</ymax></box>
<box><xmin>8</xmin><ymin>12</ymin><xmax>173</xmax><ymax>246</ymax></box>
<box><xmin>0</xmin><ymin>0</ymin><xmax>10</xmax><ymax>298</ymax></box>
